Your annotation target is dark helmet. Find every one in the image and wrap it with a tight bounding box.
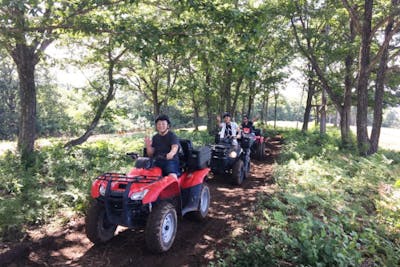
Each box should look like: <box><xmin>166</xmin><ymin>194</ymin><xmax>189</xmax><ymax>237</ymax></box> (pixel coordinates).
<box><xmin>155</xmin><ymin>114</ymin><xmax>171</xmax><ymax>125</ymax></box>
<box><xmin>222</xmin><ymin>112</ymin><xmax>231</xmax><ymax>118</ymax></box>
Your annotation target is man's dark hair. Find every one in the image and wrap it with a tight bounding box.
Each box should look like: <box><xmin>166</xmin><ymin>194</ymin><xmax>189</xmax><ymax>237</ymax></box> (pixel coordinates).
<box><xmin>155</xmin><ymin>114</ymin><xmax>171</xmax><ymax>125</ymax></box>
<box><xmin>222</xmin><ymin>112</ymin><xmax>231</xmax><ymax>118</ymax></box>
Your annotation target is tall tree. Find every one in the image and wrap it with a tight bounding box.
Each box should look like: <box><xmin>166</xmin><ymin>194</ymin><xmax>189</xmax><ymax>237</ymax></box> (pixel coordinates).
<box><xmin>342</xmin><ymin>0</ymin><xmax>400</xmax><ymax>155</ymax></box>
<box><xmin>0</xmin><ymin>0</ymin><xmax>129</xmax><ymax>161</ymax></box>
<box><xmin>302</xmin><ymin>64</ymin><xmax>316</xmax><ymax>132</ymax></box>
<box><xmin>64</xmin><ymin>36</ymin><xmax>128</xmax><ymax>148</ymax></box>
<box><xmin>289</xmin><ymin>0</ymin><xmax>357</xmax><ymax>147</ymax></box>
<box><xmin>368</xmin><ymin>0</ymin><xmax>399</xmax><ymax>154</ymax></box>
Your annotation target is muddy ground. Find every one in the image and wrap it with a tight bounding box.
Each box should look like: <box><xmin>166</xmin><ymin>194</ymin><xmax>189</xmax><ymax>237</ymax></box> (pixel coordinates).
<box><xmin>1</xmin><ymin>144</ymin><xmax>280</xmax><ymax>267</ymax></box>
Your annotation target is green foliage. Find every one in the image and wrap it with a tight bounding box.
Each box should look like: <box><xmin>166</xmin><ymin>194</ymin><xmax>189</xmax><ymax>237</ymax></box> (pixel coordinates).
<box><xmin>215</xmin><ymin>128</ymin><xmax>400</xmax><ymax>266</ymax></box>
<box><xmin>213</xmin><ymin>237</ymin><xmax>275</xmax><ymax>267</ymax></box>
<box><xmin>273</xmin><ymin>127</ymin><xmax>346</xmax><ymax>162</ymax></box>
<box><xmin>37</xmin><ymin>82</ymin><xmax>74</xmax><ymax>137</ymax></box>
<box><xmin>0</xmin><ymin>52</ymin><xmax>18</xmax><ymax>140</ymax></box>
<box><xmin>175</xmin><ymin>129</ymin><xmax>214</xmax><ymax>147</ymax></box>
<box><xmin>0</xmin><ymin>134</ymin><xmax>140</xmax><ymax>241</ymax></box>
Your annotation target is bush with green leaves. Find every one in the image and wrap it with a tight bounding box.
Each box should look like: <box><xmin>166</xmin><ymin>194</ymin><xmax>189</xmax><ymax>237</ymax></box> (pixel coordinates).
<box><xmin>216</xmin><ymin>128</ymin><xmax>400</xmax><ymax>267</ymax></box>
<box><xmin>0</xmin><ymin>134</ymin><xmax>141</xmax><ymax>241</ymax></box>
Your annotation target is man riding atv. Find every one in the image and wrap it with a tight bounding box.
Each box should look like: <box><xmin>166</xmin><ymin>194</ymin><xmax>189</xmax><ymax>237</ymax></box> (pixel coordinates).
<box><xmin>241</xmin><ymin>114</ymin><xmax>265</xmax><ymax>160</ymax></box>
<box><xmin>144</xmin><ymin>114</ymin><xmax>180</xmax><ymax>179</ymax></box>
<box><xmin>216</xmin><ymin>112</ymin><xmax>241</xmax><ymax>146</ymax></box>
<box><xmin>210</xmin><ymin>113</ymin><xmax>252</xmax><ymax>185</ymax></box>
<box><xmin>85</xmin><ymin>115</ymin><xmax>211</xmax><ymax>253</ymax></box>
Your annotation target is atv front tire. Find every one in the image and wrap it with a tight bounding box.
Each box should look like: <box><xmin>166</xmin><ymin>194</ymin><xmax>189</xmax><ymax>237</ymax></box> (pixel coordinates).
<box><xmin>145</xmin><ymin>201</ymin><xmax>177</xmax><ymax>253</ymax></box>
<box><xmin>232</xmin><ymin>160</ymin><xmax>245</xmax><ymax>185</ymax></box>
<box><xmin>190</xmin><ymin>184</ymin><xmax>210</xmax><ymax>221</ymax></box>
<box><xmin>85</xmin><ymin>200</ymin><xmax>117</xmax><ymax>244</ymax></box>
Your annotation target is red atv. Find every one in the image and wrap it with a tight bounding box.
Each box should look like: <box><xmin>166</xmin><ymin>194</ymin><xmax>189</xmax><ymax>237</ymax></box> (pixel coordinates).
<box><xmin>247</xmin><ymin>128</ymin><xmax>265</xmax><ymax>160</ymax></box>
<box><xmin>85</xmin><ymin>139</ymin><xmax>211</xmax><ymax>253</ymax></box>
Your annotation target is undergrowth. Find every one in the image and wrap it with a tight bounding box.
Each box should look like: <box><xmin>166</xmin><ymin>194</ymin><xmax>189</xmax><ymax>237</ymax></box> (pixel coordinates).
<box><xmin>216</xmin><ymin>128</ymin><xmax>400</xmax><ymax>267</ymax></box>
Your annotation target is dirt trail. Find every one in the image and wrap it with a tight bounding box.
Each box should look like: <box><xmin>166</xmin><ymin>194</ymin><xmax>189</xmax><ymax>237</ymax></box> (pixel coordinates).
<box><xmin>3</xmin><ymin>147</ymin><xmax>280</xmax><ymax>267</ymax></box>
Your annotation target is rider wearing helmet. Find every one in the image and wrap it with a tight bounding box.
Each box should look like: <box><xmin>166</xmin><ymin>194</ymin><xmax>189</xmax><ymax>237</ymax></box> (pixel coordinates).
<box><xmin>241</xmin><ymin>115</ymin><xmax>255</xmax><ymax>133</ymax></box>
<box><xmin>216</xmin><ymin>112</ymin><xmax>240</xmax><ymax>146</ymax></box>
<box><xmin>144</xmin><ymin>114</ymin><xmax>180</xmax><ymax>178</ymax></box>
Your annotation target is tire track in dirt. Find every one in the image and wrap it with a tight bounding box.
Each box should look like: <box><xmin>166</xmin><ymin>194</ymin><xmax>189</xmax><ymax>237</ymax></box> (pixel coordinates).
<box><xmin>5</xmin><ymin>159</ymin><xmax>276</xmax><ymax>267</ymax></box>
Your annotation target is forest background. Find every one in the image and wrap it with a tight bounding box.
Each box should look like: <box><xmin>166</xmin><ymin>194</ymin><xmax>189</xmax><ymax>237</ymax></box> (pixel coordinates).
<box><xmin>1</xmin><ymin>0</ymin><xmax>399</xmax><ymax>158</ymax></box>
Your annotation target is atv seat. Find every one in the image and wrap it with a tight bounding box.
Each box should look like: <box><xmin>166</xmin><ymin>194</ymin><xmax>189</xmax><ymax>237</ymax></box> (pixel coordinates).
<box><xmin>179</xmin><ymin>139</ymin><xmax>193</xmax><ymax>169</ymax></box>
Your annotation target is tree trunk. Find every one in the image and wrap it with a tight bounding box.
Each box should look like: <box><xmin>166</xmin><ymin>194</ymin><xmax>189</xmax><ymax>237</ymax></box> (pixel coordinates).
<box><xmin>193</xmin><ymin>106</ymin><xmax>200</xmax><ymax>131</ymax></box>
<box><xmin>241</xmin><ymin>95</ymin><xmax>246</xmax><ymax>116</ymax></box>
<box><xmin>340</xmin><ymin>70</ymin><xmax>353</xmax><ymax>147</ymax></box>
<box><xmin>191</xmin><ymin>88</ymin><xmax>200</xmax><ymax>131</ymax></box>
<box><xmin>247</xmin><ymin>80</ymin><xmax>255</xmax><ymax>117</ymax></box>
<box><xmin>320</xmin><ymin>88</ymin><xmax>327</xmax><ymax>134</ymax></box>
<box><xmin>301</xmin><ymin>85</ymin><xmax>315</xmax><ymax>132</ymax></box>
<box><xmin>261</xmin><ymin>91</ymin><xmax>269</xmax><ymax>125</ymax></box>
<box><xmin>64</xmin><ymin>60</ymin><xmax>116</xmax><ymax>148</ymax></box>
<box><xmin>11</xmin><ymin>44</ymin><xmax>39</xmax><ymax>161</ymax></box>
<box><xmin>273</xmin><ymin>88</ymin><xmax>278</xmax><ymax>129</ymax></box>
<box><xmin>340</xmin><ymin>17</ymin><xmax>356</xmax><ymax>147</ymax></box>
<box><xmin>302</xmin><ymin>74</ymin><xmax>315</xmax><ymax>132</ymax></box>
<box><xmin>369</xmin><ymin>13</ymin><xmax>394</xmax><ymax>154</ymax></box>
<box><xmin>153</xmin><ymin>86</ymin><xmax>161</xmax><ymax>116</ymax></box>
<box><xmin>356</xmin><ymin>0</ymin><xmax>373</xmax><ymax>156</ymax></box>
<box><xmin>231</xmin><ymin>75</ymin><xmax>244</xmax><ymax>116</ymax></box>
<box><xmin>204</xmin><ymin>68</ymin><xmax>214</xmax><ymax>134</ymax></box>
<box><xmin>223</xmin><ymin>67</ymin><xmax>232</xmax><ymax>113</ymax></box>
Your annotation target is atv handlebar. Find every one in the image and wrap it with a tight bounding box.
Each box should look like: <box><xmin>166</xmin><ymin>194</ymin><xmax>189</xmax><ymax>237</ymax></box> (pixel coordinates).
<box><xmin>126</xmin><ymin>152</ymin><xmax>168</xmax><ymax>161</ymax></box>
<box><xmin>126</xmin><ymin>152</ymin><xmax>139</xmax><ymax>159</ymax></box>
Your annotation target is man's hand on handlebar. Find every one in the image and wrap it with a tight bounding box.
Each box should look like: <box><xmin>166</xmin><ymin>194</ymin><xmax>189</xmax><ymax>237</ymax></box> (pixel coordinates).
<box><xmin>166</xmin><ymin>151</ymin><xmax>175</xmax><ymax>160</ymax></box>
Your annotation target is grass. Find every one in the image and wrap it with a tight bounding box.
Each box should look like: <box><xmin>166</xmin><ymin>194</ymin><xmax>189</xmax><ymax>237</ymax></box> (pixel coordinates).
<box><xmin>215</xmin><ymin>127</ymin><xmax>400</xmax><ymax>267</ymax></box>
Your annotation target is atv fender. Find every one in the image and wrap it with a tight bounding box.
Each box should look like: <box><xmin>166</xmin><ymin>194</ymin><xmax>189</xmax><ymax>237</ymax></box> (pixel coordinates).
<box><xmin>180</xmin><ymin>168</ymin><xmax>210</xmax><ymax>189</ymax></box>
<box><xmin>91</xmin><ymin>173</ymin><xmax>123</xmax><ymax>199</ymax></box>
<box><xmin>181</xmin><ymin>183</ymin><xmax>203</xmax><ymax>215</ymax></box>
<box><xmin>91</xmin><ymin>179</ymin><xmax>103</xmax><ymax>198</ymax></box>
<box><xmin>142</xmin><ymin>176</ymin><xmax>180</xmax><ymax>204</ymax></box>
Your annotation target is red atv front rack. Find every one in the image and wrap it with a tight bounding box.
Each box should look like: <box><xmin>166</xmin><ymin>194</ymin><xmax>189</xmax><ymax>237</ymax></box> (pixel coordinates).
<box><xmin>96</xmin><ymin>172</ymin><xmax>163</xmax><ymax>184</ymax></box>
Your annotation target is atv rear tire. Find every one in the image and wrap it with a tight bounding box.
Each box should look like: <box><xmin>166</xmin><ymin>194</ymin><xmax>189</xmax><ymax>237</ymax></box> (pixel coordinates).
<box><xmin>256</xmin><ymin>142</ymin><xmax>265</xmax><ymax>160</ymax></box>
<box><xmin>85</xmin><ymin>200</ymin><xmax>117</xmax><ymax>244</ymax></box>
<box><xmin>232</xmin><ymin>160</ymin><xmax>245</xmax><ymax>185</ymax></box>
<box><xmin>145</xmin><ymin>201</ymin><xmax>177</xmax><ymax>253</ymax></box>
<box><xmin>244</xmin><ymin>157</ymin><xmax>251</xmax><ymax>179</ymax></box>
<box><xmin>190</xmin><ymin>184</ymin><xmax>210</xmax><ymax>221</ymax></box>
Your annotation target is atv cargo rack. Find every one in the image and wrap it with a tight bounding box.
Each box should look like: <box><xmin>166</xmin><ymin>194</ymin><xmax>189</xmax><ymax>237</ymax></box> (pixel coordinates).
<box><xmin>96</xmin><ymin>172</ymin><xmax>163</xmax><ymax>184</ymax></box>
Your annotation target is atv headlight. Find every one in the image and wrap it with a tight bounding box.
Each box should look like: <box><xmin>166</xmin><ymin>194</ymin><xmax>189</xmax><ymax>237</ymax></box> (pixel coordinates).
<box><xmin>130</xmin><ymin>189</ymin><xmax>149</xmax><ymax>201</ymax></box>
<box><xmin>229</xmin><ymin>151</ymin><xmax>237</xmax><ymax>158</ymax></box>
<box><xmin>99</xmin><ymin>185</ymin><xmax>106</xmax><ymax>196</ymax></box>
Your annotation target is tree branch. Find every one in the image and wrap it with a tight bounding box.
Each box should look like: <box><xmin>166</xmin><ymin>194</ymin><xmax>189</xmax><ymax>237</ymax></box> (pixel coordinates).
<box><xmin>341</xmin><ymin>0</ymin><xmax>362</xmax><ymax>33</ymax></box>
<box><xmin>369</xmin><ymin>20</ymin><xmax>400</xmax><ymax>71</ymax></box>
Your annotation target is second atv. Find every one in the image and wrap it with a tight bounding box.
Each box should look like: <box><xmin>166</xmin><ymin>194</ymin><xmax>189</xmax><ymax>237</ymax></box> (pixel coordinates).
<box><xmin>209</xmin><ymin>135</ymin><xmax>252</xmax><ymax>185</ymax></box>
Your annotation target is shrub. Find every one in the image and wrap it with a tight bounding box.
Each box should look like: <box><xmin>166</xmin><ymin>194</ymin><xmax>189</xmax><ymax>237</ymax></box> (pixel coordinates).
<box><xmin>214</xmin><ymin>128</ymin><xmax>400</xmax><ymax>266</ymax></box>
